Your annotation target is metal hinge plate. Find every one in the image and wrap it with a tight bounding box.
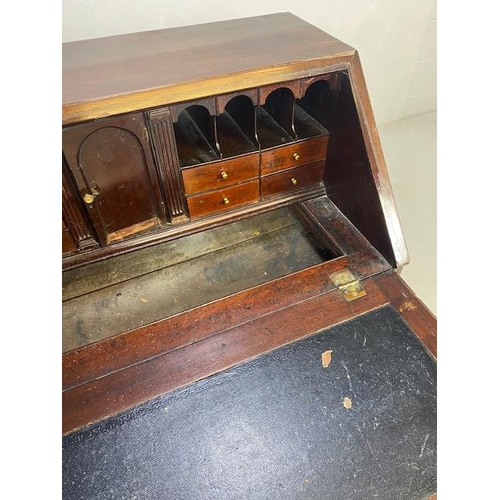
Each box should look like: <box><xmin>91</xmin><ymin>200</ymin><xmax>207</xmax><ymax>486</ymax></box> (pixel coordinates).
<box><xmin>329</xmin><ymin>269</ymin><xmax>367</xmax><ymax>301</ymax></box>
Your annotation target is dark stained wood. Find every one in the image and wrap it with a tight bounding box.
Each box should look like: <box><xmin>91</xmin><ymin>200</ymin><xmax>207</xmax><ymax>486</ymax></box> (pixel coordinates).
<box><xmin>62</xmin><ymin>156</ymin><xmax>98</xmax><ymax>251</ymax></box>
<box><xmin>215</xmin><ymin>89</ymin><xmax>258</xmax><ymax>114</ymax></box>
<box><xmin>261</xmin><ymin>161</ymin><xmax>325</xmax><ymax>198</ymax></box>
<box><xmin>62</xmin><ymin>267</ymin><xmax>437</xmax><ymax>436</ymax></box>
<box><xmin>374</xmin><ymin>271</ymin><xmax>437</xmax><ymax>358</ymax></box>
<box><xmin>172</xmin><ymin>103</ymin><xmax>220</xmax><ymax>167</ymax></box>
<box><xmin>63</xmin><ymin>197</ymin><xmax>391</xmax><ymax>390</ymax></box>
<box><xmin>62</xmin><ymin>208</ymin><xmax>300</xmax><ymax>300</ymax></box>
<box><xmin>186</xmin><ymin>179</ymin><xmax>260</xmax><ymax>219</ymax></box>
<box><xmin>300</xmin><ymin>72</ymin><xmax>342</xmax><ymax>98</ymax></box>
<box><xmin>62</xmin><ymin>18</ymin><xmax>434</xmax><ymax>497</ymax></box>
<box><xmin>322</xmin><ymin>70</ymin><xmax>399</xmax><ymax>269</ymax></box>
<box><xmin>182</xmin><ymin>153</ymin><xmax>259</xmax><ymax>195</ymax></box>
<box><xmin>62</xmin><ymin>223</ymin><xmax>78</xmax><ymax>254</ymax></box>
<box><xmin>146</xmin><ymin>107</ymin><xmax>189</xmax><ymax>222</ymax></box>
<box><xmin>62</xmin><ymin>184</ymin><xmax>327</xmax><ymax>270</ymax></box>
<box><xmin>216</xmin><ymin>101</ymin><xmax>258</xmax><ymax>157</ymax></box>
<box><xmin>62</xmin><ymin>112</ymin><xmax>167</xmax><ymax>245</ymax></box>
<box><xmin>62</xmin><ymin>219</ymin><xmax>336</xmax><ymax>352</ymax></box>
<box><xmin>261</xmin><ymin>135</ymin><xmax>328</xmax><ymax>174</ymax></box>
<box><xmin>62</xmin><ymin>19</ymin><xmax>407</xmax><ymax>271</ymax></box>
<box><xmin>63</xmin><ymin>13</ymin><xmax>355</xmax><ymax>124</ymax></box>
<box><xmin>259</xmin><ymin>80</ymin><xmax>302</xmax><ymax>105</ymax></box>
<box><xmin>293</xmin><ymin>103</ymin><xmax>329</xmax><ymax>140</ymax></box>
<box><xmin>169</xmin><ymin>97</ymin><xmax>217</xmax><ymax>123</ymax></box>
<box><xmin>62</xmin><ymin>277</ymin><xmax>390</xmax><ymax>434</ymax></box>
<box><xmin>345</xmin><ymin>52</ymin><xmax>409</xmax><ymax>269</ymax></box>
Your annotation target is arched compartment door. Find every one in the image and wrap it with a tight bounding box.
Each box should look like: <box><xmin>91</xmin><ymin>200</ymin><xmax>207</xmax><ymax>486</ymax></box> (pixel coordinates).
<box><xmin>63</xmin><ymin>112</ymin><xmax>166</xmax><ymax>245</ymax></box>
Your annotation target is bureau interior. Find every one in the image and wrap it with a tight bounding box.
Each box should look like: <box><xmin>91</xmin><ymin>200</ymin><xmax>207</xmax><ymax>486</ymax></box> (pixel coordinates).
<box><xmin>62</xmin><ymin>69</ymin><xmax>395</xmax><ymax>352</ymax></box>
<box><xmin>62</xmin><ymin>203</ymin><xmax>343</xmax><ymax>353</ymax></box>
<box><xmin>63</xmin><ymin>69</ymin><xmax>393</xmax><ymax>270</ymax></box>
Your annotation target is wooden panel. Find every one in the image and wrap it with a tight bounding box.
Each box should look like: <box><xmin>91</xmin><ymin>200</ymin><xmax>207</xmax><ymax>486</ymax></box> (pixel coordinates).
<box><xmin>186</xmin><ymin>179</ymin><xmax>259</xmax><ymax>218</ymax></box>
<box><xmin>63</xmin><ymin>13</ymin><xmax>355</xmax><ymax>124</ymax></box>
<box><xmin>62</xmin><ymin>278</ymin><xmax>389</xmax><ymax>434</ymax></box>
<box><xmin>323</xmin><ymin>58</ymin><xmax>408</xmax><ymax>270</ymax></box>
<box><xmin>261</xmin><ymin>135</ymin><xmax>328</xmax><ymax>174</ymax></box>
<box><xmin>62</xmin><ymin>185</ymin><xmax>326</xmax><ymax>270</ymax></box>
<box><xmin>261</xmin><ymin>161</ymin><xmax>325</xmax><ymax>198</ymax></box>
<box><xmin>374</xmin><ymin>271</ymin><xmax>437</xmax><ymax>358</ymax></box>
<box><xmin>147</xmin><ymin>107</ymin><xmax>189</xmax><ymax>222</ymax></box>
<box><xmin>63</xmin><ymin>196</ymin><xmax>391</xmax><ymax>390</ymax></box>
<box><xmin>182</xmin><ymin>153</ymin><xmax>259</xmax><ymax>195</ymax></box>
<box><xmin>62</xmin><ymin>112</ymin><xmax>165</xmax><ymax>245</ymax></box>
<box><xmin>348</xmin><ymin>53</ymin><xmax>409</xmax><ymax>269</ymax></box>
<box><xmin>62</xmin><ymin>156</ymin><xmax>99</xmax><ymax>251</ymax></box>
<box><xmin>62</xmin><ymin>227</ymin><xmax>78</xmax><ymax>254</ymax></box>
<box><xmin>62</xmin><ymin>219</ymin><xmax>335</xmax><ymax>352</ymax></box>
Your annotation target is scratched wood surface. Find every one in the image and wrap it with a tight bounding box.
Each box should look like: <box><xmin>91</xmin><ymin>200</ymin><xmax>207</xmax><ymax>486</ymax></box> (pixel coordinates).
<box><xmin>62</xmin><ymin>206</ymin><xmax>338</xmax><ymax>352</ymax></box>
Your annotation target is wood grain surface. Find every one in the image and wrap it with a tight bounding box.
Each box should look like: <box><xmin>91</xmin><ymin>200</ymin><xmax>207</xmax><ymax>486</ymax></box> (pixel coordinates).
<box><xmin>62</xmin><ymin>13</ymin><xmax>354</xmax><ymax>124</ymax></box>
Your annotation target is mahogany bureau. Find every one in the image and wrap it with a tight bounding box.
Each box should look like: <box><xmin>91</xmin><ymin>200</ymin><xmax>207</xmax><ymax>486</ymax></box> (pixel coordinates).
<box><xmin>62</xmin><ymin>13</ymin><xmax>437</xmax><ymax>500</ymax></box>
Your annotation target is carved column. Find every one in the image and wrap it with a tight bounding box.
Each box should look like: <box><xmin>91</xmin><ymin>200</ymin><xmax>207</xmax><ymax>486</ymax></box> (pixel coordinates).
<box><xmin>147</xmin><ymin>108</ymin><xmax>189</xmax><ymax>223</ymax></box>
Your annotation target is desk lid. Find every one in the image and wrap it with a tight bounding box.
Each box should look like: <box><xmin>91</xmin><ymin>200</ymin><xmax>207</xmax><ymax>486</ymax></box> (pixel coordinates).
<box><xmin>63</xmin><ymin>13</ymin><xmax>355</xmax><ymax>124</ymax></box>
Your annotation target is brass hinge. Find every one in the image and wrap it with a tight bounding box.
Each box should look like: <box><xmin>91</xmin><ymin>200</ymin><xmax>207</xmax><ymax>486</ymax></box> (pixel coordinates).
<box><xmin>329</xmin><ymin>268</ymin><xmax>367</xmax><ymax>301</ymax></box>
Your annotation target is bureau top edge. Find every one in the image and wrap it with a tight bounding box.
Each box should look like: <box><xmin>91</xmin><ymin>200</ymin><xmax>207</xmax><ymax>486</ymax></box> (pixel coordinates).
<box><xmin>62</xmin><ymin>13</ymin><xmax>355</xmax><ymax>125</ymax></box>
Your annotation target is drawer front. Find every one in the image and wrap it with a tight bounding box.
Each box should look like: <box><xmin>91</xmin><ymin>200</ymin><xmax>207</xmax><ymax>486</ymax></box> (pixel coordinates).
<box><xmin>261</xmin><ymin>135</ymin><xmax>328</xmax><ymax>175</ymax></box>
<box><xmin>182</xmin><ymin>153</ymin><xmax>259</xmax><ymax>195</ymax></box>
<box><xmin>261</xmin><ymin>161</ymin><xmax>325</xmax><ymax>198</ymax></box>
<box><xmin>187</xmin><ymin>179</ymin><xmax>260</xmax><ymax>219</ymax></box>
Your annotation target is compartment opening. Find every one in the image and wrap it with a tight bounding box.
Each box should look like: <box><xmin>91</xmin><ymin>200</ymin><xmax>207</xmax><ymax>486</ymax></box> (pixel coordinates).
<box><xmin>62</xmin><ymin>203</ymin><xmax>343</xmax><ymax>353</ymax></box>
<box><xmin>174</xmin><ymin>105</ymin><xmax>219</xmax><ymax>167</ymax></box>
<box><xmin>296</xmin><ymin>79</ymin><xmax>337</xmax><ymax>132</ymax></box>
<box><xmin>216</xmin><ymin>95</ymin><xmax>258</xmax><ymax>158</ymax></box>
<box><xmin>256</xmin><ymin>88</ymin><xmax>295</xmax><ymax>149</ymax></box>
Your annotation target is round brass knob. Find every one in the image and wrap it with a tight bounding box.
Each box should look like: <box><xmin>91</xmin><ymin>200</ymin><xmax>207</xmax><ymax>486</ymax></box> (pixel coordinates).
<box><xmin>220</xmin><ymin>171</ymin><xmax>229</xmax><ymax>180</ymax></box>
<box><xmin>222</xmin><ymin>197</ymin><xmax>230</xmax><ymax>205</ymax></box>
<box><xmin>290</xmin><ymin>177</ymin><xmax>298</xmax><ymax>186</ymax></box>
<box><xmin>83</xmin><ymin>193</ymin><xmax>95</xmax><ymax>204</ymax></box>
<box><xmin>293</xmin><ymin>152</ymin><xmax>300</xmax><ymax>161</ymax></box>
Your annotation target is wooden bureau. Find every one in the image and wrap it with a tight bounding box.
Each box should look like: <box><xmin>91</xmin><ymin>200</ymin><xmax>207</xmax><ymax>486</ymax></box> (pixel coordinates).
<box><xmin>62</xmin><ymin>13</ymin><xmax>437</xmax><ymax>500</ymax></box>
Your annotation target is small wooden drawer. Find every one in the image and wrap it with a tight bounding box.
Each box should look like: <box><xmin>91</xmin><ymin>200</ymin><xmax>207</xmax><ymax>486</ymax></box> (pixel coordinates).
<box><xmin>186</xmin><ymin>179</ymin><xmax>260</xmax><ymax>219</ymax></box>
<box><xmin>182</xmin><ymin>153</ymin><xmax>259</xmax><ymax>195</ymax></box>
<box><xmin>261</xmin><ymin>161</ymin><xmax>325</xmax><ymax>198</ymax></box>
<box><xmin>260</xmin><ymin>135</ymin><xmax>328</xmax><ymax>175</ymax></box>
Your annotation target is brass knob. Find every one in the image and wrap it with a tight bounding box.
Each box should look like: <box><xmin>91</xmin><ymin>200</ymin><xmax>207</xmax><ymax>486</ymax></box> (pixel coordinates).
<box><xmin>220</xmin><ymin>171</ymin><xmax>229</xmax><ymax>180</ymax></box>
<box><xmin>83</xmin><ymin>193</ymin><xmax>95</xmax><ymax>204</ymax></box>
<box><xmin>290</xmin><ymin>177</ymin><xmax>298</xmax><ymax>186</ymax></box>
<box><xmin>293</xmin><ymin>152</ymin><xmax>300</xmax><ymax>161</ymax></box>
<box><xmin>222</xmin><ymin>197</ymin><xmax>230</xmax><ymax>205</ymax></box>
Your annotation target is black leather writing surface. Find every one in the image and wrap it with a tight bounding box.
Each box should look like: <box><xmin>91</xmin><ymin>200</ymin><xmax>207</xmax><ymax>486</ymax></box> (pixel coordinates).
<box><xmin>63</xmin><ymin>306</ymin><xmax>436</xmax><ymax>499</ymax></box>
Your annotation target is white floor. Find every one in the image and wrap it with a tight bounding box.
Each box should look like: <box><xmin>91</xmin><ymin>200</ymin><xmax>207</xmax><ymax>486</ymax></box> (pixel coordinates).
<box><xmin>378</xmin><ymin>111</ymin><xmax>437</xmax><ymax>315</ymax></box>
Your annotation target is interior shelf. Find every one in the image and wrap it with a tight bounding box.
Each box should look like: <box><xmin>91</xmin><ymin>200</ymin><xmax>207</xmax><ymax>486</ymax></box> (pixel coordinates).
<box><xmin>174</xmin><ymin>107</ymin><xmax>219</xmax><ymax>167</ymax></box>
<box><xmin>256</xmin><ymin>106</ymin><xmax>294</xmax><ymax>150</ymax></box>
